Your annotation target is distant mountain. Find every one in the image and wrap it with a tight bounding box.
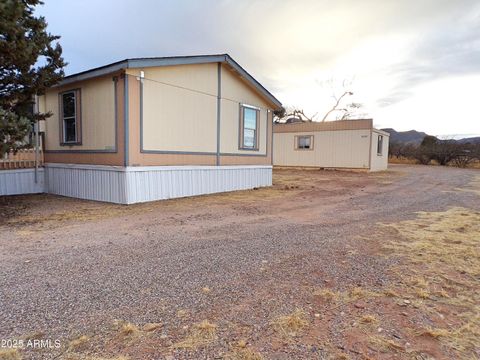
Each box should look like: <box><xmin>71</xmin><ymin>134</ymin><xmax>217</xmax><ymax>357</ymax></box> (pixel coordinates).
<box><xmin>457</xmin><ymin>137</ymin><xmax>480</xmax><ymax>145</ymax></box>
<box><xmin>381</xmin><ymin>129</ymin><xmax>480</xmax><ymax>145</ymax></box>
<box><xmin>381</xmin><ymin>128</ymin><xmax>428</xmax><ymax>145</ymax></box>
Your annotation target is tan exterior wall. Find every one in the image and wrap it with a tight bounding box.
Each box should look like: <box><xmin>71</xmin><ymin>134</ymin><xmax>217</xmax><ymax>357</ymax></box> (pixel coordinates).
<box><xmin>127</xmin><ymin>64</ymin><xmax>218</xmax><ymax>153</ymax></box>
<box><xmin>42</xmin><ymin>62</ymin><xmax>276</xmax><ymax>167</ymax></box>
<box><xmin>43</xmin><ymin>75</ymin><xmax>117</xmax><ymax>152</ymax></box>
<box><xmin>273</xmin><ymin>129</ymin><xmax>372</xmax><ymax>169</ymax></box>
<box><xmin>370</xmin><ymin>130</ymin><xmax>390</xmax><ymax>171</ymax></box>
<box><xmin>43</xmin><ymin>74</ymin><xmax>125</xmax><ymax>166</ymax></box>
<box><xmin>126</xmin><ymin>63</ymin><xmax>274</xmax><ymax>166</ymax></box>
<box><xmin>220</xmin><ymin>64</ymin><xmax>270</xmax><ymax>157</ymax></box>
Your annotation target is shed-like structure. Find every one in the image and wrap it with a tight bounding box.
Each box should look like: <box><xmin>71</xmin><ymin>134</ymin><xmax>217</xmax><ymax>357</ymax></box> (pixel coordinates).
<box><xmin>273</xmin><ymin>119</ymin><xmax>389</xmax><ymax>171</ymax></box>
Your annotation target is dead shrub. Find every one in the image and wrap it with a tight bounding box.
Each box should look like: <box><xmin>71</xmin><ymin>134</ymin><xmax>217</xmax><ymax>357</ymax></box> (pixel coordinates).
<box><xmin>174</xmin><ymin>320</ymin><xmax>217</xmax><ymax>349</ymax></box>
<box><xmin>272</xmin><ymin>309</ymin><xmax>308</xmax><ymax>337</ymax></box>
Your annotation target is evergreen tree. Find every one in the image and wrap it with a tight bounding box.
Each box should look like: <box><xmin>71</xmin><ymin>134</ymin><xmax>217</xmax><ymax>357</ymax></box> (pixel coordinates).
<box><xmin>0</xmin><ymin>0</ymin><xmax>66</xmax><ymax>155</ymax></box>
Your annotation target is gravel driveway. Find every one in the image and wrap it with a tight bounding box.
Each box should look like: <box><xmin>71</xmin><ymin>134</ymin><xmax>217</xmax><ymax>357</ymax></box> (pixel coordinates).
<box><xmin>0</xmin><ymin>164</ymin><xmax>478</xmax><ymax>359</ymax></box>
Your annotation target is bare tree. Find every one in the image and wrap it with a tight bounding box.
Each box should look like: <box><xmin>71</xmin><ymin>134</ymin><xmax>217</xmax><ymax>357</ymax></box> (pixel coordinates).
<box><xmin>275</xmin><ymin>106</ymin><xmax>317</xmax><ymax>123</ymax></box>
<box><xmin>402</xmin><ymin>136</ymin><xmax>480</xmax><ymax>168</ymax></box>
<box><xmin>319</xmin><ymin>78</ymin><xmax>367</xmax><ymax>121</ymax></box>
<box><xmin>339</xmin><ymin>102</ymin><xmax>365</xmax><ymax>120</ymax></box>
<box><xmin>451</xmin><ymin>144</ymin><xmax>480</xmax><ymax>168</ymax></box>
<box><xmin>321</xmin><ymin>91</ymin><xmax>353</xmax><ymax>121</ymax></box>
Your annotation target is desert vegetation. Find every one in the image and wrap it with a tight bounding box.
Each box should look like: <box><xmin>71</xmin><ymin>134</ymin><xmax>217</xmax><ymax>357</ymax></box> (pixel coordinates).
<box><xmin>389</xmin><ymin>135</ymin><xmax>480</xmax><ymax>168</ymax></box>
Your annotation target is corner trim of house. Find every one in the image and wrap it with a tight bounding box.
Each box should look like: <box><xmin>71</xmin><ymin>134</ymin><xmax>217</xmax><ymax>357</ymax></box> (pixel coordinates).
<box><xmin>270</xmin><ymin>110</ymin><xmax>274</xmax><ymax>165</ymax></box>
<box><xmin>139</xmin><ymin>74</ymin><xmax>144</xmax><ymax>153</ymax></box>
<box><xmin>112</xmin><ymin>76</ymin><xmax>119</xmax><ymax>153</ymax></box>
<box><xmin>124</xmin><ymin>73</ymin><xmax>129</xmax><ymax>166</ymax></box>
<box><xmin>368</xmin><ymin>128</ymin><xmax>372</xmax><ymax>170</ymax></box>
<box><xmin>216</xmin><ymin>62</ymin><xmax>221</xmax><ymax>166</ymax></box>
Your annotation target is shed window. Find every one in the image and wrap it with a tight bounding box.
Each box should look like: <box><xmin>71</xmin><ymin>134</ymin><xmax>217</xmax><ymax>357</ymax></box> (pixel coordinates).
<box><xmin>295</xmin><ymin>135</ymin><xmax>313</xmax><ymax>150</ymax></box>
<box><xmin>239</xmin><ymin>105</ymin><xmax>259</xmax><ymax>150</ymax></box>
<box><xmin>377</xmin><ymin>135</ymin><xmax>383</xmax><ymax>155</ymax></box>
<box><xmin>60</xmin><ymin>90</ymin><xmax>81</xmax><ymax>145</ymax></box>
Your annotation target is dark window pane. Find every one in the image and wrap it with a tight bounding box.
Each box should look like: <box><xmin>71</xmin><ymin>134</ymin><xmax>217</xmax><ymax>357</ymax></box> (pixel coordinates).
<box><xmin>377</xmin><ymin>135</ymin><xmax>383</xmax><ymax>154</ymax></box>
<box><xmin>63</xmin><ymin>92</ymin><xmax>75</xmax><ymax>118</ymax></box>
<box><xmin>243</xmin><ymin>128</ymin><xmax>255</xmax><ymax>148</ymax></box>
<box><xmin>64</xmin><ymin>118</ymin><xmax>76</xmax><ymax>142</ymax></box>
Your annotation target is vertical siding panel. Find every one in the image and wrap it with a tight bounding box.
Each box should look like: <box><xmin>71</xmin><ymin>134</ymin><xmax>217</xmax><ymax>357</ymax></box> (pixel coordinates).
<box><xmin>36</xmin><ymin>164</ymin><xmax>272</xmax><ymax>204</ymax></box>
<box><xmin>0</xmin><ymin>169</ymin><xmax>45</xmax><ymax>195</ymax></box>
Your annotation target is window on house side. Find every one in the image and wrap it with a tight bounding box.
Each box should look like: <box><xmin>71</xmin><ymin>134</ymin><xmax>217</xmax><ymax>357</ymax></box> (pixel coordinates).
<box><xmin>240</xmin><ymin>105</ymin><xmax>259</xmax><ymax>149</ymax></box>
<box><xmin>61</xmin><ymin>90</ymin><xmax>80</xmax><ymax>144</ymax></box>
<box><xmin>377</xmin><ymin>135</ymin><xmax>383</xmax><ymax>155</ymax></box>
<box><xmin>296</xmin><ymin>135</ymin><xmax>313</xmax><ymax>150</ymax></box>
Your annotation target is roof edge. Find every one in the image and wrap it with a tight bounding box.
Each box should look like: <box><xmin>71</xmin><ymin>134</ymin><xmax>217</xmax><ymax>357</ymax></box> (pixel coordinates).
<box><xmin>55</xmin><ymin>54</ymin><xmax>282</xmax><ymax>108</ymax></box>
<box><xmin>273</xmin><ymin>119</ymin><xmax>375</xmax><ymax>133</ymax></box>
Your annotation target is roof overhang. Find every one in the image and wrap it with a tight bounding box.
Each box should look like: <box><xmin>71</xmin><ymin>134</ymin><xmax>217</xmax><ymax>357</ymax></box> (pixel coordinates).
<box><xmin>273</xmin><ymin>119</ymin><xmax>374</xmax><ymax>133</ymax></box>
<box><xmin>57</xmin><ymin>54</ymin><xmax>282</xmax><ymax>109</ymax></box>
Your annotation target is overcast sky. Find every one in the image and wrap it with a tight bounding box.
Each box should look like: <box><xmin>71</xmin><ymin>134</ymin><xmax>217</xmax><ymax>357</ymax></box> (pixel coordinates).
<box><xmin>38</xmin><ymin>0</ymin><xmax>480</xmax><ymax>137</ymax></box>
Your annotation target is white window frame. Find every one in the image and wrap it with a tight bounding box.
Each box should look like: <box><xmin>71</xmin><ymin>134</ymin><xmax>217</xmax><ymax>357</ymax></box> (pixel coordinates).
<box><xmin>239</xmin><ymin>104</ymin><xmax>260</xmax><ymax>150</ymax></box>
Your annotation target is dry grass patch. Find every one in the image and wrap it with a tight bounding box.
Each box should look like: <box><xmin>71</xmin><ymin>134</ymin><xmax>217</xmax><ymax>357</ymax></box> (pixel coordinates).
<box><xmin>226</xmin><ymin>347</ymin><xmax>264</xmax><ymax>360</ymax></box>
<box><xmin>313</xmin><ymin>288</ymin><xmax>341</xmax><ymax>302</ymax></box>
<box><xmin>384</xmin><ymin>207</ymin><xmax>480</xmax><ymax>357</ymax></box>
<box><xmin>383</xmin><ymin>288</ymin><xmax>399</xmax><ymax>297</ymax></box>
<box><xmin>368</xmin><ymin>335</ymin><xmax>404</xmax><ymax>353</ymax></box>
<box><xmin>176</xmin><ymin>309</ymin><xmax>189</xmax><ymax>319</ymax></box>
<box><xmin>0</xmin><ymin>349</ymin><xmax>21</xmax><ymax>360</ymax></box>
<box><xmin>417</xmin><ymin>327</ymin><xmax>449</xmax><ymax>339</ymax></box>
<box><xmin>6</xmin><ymin>206</ymin><xmax>127</xmax><ymax>228</ymax></box>
<box><xmin>119</xmin><ymin>322</ymin><xmax>139</xmax><ymax>337</ymax></box>
<box><xmin>69</xmin><ymin>357</ymin><xmax>129</xmax><ymax>360</ymax></box>
<box><xmin>359</xmin><ymin>315</ymin><xmax>378</xmax><ymax>325</ymax></box>
<box><xmin>385</xmin><ymin>207</ymin><xmax>480</xmax><ymax>277</ymax></box>
<box><xmin>142</xmin><ymin>322</ymin><xmax>163</xmax><ymax>332</ymax></box>
<box><xmin>69</xmin><ymin>335</ymin><xmax>89</xmax><ymax>349</ymax></box>
<box><xmin>415</xmin><ymin>288</ymin><xmax>430</xmax><ymax>299</ymax></box>
<box><xmin>174</xmin><ymin>320</ymin><xmax>217</xmax><ymax>349</ymax></box>
<box><xmin>272</xmin><ymin>309</ymin><xmax>308</xmax><ymax>337</ymax></box>
<box><xmin>348</xmin><ymin>286</ymin><xmax>379</xmax><ymax>300</ymax></box>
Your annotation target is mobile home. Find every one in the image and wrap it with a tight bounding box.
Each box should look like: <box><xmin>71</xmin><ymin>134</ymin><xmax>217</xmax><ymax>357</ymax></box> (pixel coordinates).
<box><xmin>273</xmin><ymin>119</ymin><xmax>389</xmax><ymax>171</ymax></box>
<box><xmin>34</xmin><ymin>54</ymin><xmax>282</xmax><ymax>204</ymax></box>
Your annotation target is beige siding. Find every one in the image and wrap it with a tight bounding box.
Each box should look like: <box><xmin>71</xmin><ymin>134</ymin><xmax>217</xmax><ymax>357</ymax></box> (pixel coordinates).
<box><xmin>126</xmin><ymin>64</ymin><xmax>218</xmax><ymax>153</ymax></box>
<box><xmin>220</xmin><ymin>64</ymin><xmax>270</xmax><ymax>156</ymax></box>
<box><xmin>43</xmin><ymin>76</ymin><xmax>116</xmax><ymax>151</ymax></box>
<box><xmin>370</xmin><ymin>130</ymin><xmax>389</xmax><ymax>171</ymax></box>
<box><xmin>273</xmin><ymin>129</ymin><xmax>371</xmax><ymax>169</ymax></box>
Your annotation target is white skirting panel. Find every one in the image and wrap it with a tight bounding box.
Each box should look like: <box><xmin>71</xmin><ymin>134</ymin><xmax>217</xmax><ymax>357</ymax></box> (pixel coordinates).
<box><xmin>45</xmin><ymin>164</ymin><xmax>127</xmax><ymax>204</ymax></box>
<box><xmin>125</xmin><ymin>165</ymin><xmax>272</xmax><ymax>204</ymax></box>
<box><xmin>0</xmin><ymin>168</ymin><xmax>45</xmax><ymax>196</ymax></box>
<box><xmin>44</xmin><ymin>163</ymin><xmax>272</xmax><ymax>204</ymax></box>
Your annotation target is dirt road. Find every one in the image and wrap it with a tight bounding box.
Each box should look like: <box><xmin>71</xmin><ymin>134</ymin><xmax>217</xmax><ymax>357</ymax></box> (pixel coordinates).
<box><xmin>0</xmin><ymin>165</ymin><xmax>479</xmax><ymax>359</ymax></box>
